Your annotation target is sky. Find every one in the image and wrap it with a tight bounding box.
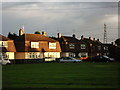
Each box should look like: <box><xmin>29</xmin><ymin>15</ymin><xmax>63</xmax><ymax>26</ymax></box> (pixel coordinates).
<box><xmin>1</xmin><ymin>0</ymin><xmax>119</xmax><ymax>43</ymax></box>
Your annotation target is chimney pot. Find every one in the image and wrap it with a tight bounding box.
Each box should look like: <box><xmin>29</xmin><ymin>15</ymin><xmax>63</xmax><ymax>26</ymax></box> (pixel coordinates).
<box><xmin>97</xmin><ymin>39</ymin><xmax>99</xmax><ymax>41</ymax></box>
<box><xmin>19</xmin><ymin>28</ymin><xmax>24</xmax><ymax>36</ymax></box>
<box><xmin>89</xmin><ymin>37</ymin><xmax>92</xmax><ymax>40</ymax></box>
<box><xmin>73</xmin><ymin>34</ymin><xmax>75</xmax><ymax>38</ymax></box>
<box><xmin>93</xmin><ymin>38</ymin><xmax>96</xmax><ymax>41</ymax></box>
<box><xmin>81</xmin><ymin>35</ymin><xmax>84</xmax><ymax>40</ymax></box>
<box><xmin>58</xmin><ymin>33</ymin><xmax>62</xmax><ymax>38</ymax></box>
<box><xmin>111</xmin><ymin>42</ymin><xmax>114</xmax><ymax>45</ymax></box>
<box><xmin>42</xmin><ymin>32</ymin><xmax>47</xmax><ymax>36</ymax></box>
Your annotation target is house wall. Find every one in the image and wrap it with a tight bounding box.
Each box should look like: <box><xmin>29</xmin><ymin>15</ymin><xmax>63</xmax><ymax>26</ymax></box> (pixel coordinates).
<box><xmin>8</xmin><ymin>40</ymin><xmax>16</xmax><ymax>52</ymax></box>
<box><xmin>25</xmin><ymin>52</ymin><xmax>43</xmax><ymax>59</ymax></box>
<box><xmin>61</xmin><ymin>52</ymin><xmax>75</xmax><ymax>57</ymax></box>
<box><xmin>15</xmin><ymin>52</ymin><xmax>25</xmax><ymax>59</ymax></box>
<box><xmin>0</xmin><ymin>52</ymin><xmax>15</xmax><ymax>60</ymax></box>
<box><xmin>61</xmin><ymin>42</ymin><xmax>81</xmax><ymax>52</ymax></box>
<box><xmin>6</xmin><ymin>52</ymin><xmax>15</xmax><ymax>59</ymax></box>
<box><xmin>44</xmin><ymin>52</ymin><xmax>60</xmax><ymax>58</ymax></box>
<box><xmin>24</xmin><ymin>41</ymin><xmax>61</xmax><ymax>52</ymax></box>
<box><xmin>15</xmin><ymin>52</ymin><xmax>60</xmax><ymax>59</ymax></box>
<box><xmin>78</xmin><ymin>52</ymin><xmax>88</xmax><ymax>57</ymax></box>
<box><xmin>14</xmin><ymin>42</ymin><xmax>25</xmax><ymax>52</ymax></box>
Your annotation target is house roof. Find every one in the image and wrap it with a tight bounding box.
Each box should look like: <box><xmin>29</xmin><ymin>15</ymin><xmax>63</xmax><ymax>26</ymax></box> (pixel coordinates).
<box><xmin>80</xmin><ymin>38</ymin><xmax>102</xmax><ymax>46</ymax></box>
<box><xmin>53</xmin><ymin>36</ymin><xmax>80</xmax><ymax>43</ymax></box>
<box><xmin>52</xmin><ymin>36</ymin><xmax>81</xmax><ymax>52</ymax></box>
<box><xmin>15</xmin><ymin>33</ymin><xmax>61</xmax><ymax>52</ymax></box>
<box><xmin>16</xmin><ymin>34</ymin><xmax>57</xmax><ymax>42</ymax></box>
<box><xmin>62</xmin><ymin>36</ymin><xmax>80</xmax><ymax>42</ymax></box>
<box><xmin>0</xmin><ymin>34</ymin><xmax>11</xmax><ymax>41</ymax></box>
<box><xmin>0</xmin><ymin>34</ymin><xmax>16</xmax><ymax>52</ymax></box>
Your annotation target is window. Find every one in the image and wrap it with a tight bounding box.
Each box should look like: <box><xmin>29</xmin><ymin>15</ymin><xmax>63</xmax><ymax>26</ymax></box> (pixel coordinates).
<box><xmin>49</xmin><ymin>42</ymin><xmax>56</xmax><ymax>49</ymax></box>
<box><xmin>98</xmin><ymin>46</ymin><xmax>101</xmax><ymax>50</ymax></box>
<box><xmin>104</xmin><ymin>46</ymin><xmax>108</xmax><ymax>51</ymax></box>
<box><xmin>107</xmin><ymin>52</ymin><xmax>109</xmax><ymax>55</ymax></box>
<box><xmin>69</xmin><ymin>53</ymin><xmax>75</xmax><ymax>57</ymax></box>
<box><xmin>81</xmin><ymin>44</ymin><xmax>86</xmax><ymax>49</ymax></box>
<box><xmin>31</xmin><ymin>42</ymin><xmax>39</xmax><ymax>48</ymax></box>
<box><xmin>0</xmin><ymin>41</ymin><xmax>8</xmax><ymax>47</ymax></box>
<box><xmin>78</xmin><ymin>52</ymin><xmax>88</xmax><ymax>57</ymax></box>
<box><xmin>26</xmin><ymin>52</ymin><xmax>41</xmax><ymax>59</ymax></box>
<box><xmin>0</xmin><ymin>52</ymin><xmax>8</xmax><ymax>59</ymax></box>
<box><xmin>44</xmin><ymin>52</ymin><xmax>60</xmax><ymax>58</ymax></box>
<box><xmin>69</xmin><ymin>43</ymin><xmax>75</xmax><ymax>49</ymax></box>
<box><xmin>65</xmin><ymin>42</ymin><xmax>68</xmax><ymax>44</ymax></box>
<box><xmin>97</xmin><ymin>53</ymin><xmax>100</xmax><ymax>56</ymax></box>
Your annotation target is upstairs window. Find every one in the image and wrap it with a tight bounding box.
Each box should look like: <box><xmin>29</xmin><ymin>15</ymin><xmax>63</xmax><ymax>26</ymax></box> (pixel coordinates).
<box><xmin>78</xmin><ymin>52</ymin><xmax>88</xmax><ymax>57</ymax></box>
<box><xmin>81</xmin><ymin>44</ymin><xmax>86</xmax><ymax>49</ymax></box>
<box><xmin>98</xmin><ymin>46</ymin><xmax>101</xmax><ymax>50</ymax></box>
<box><xmin>69</xmin><ymin>43</ymin><xmax>75</xmax><ymax>49</ymax></box>
<box><xmin>0</xmin><ymin>41</ymin><xmax>8</xmax><ymax>47</ymax></box>
<box><xmin>49</xmin><ymin>42</ymin><xmax>56</xmax><ymax>49</ymax></box>
<box><xmin>31</xmin><ymin>42</ymin><xmax>39</xmax><ymax>48</ymax></box>
<box><xmin>103</xmin><ymin>46</ymin><xmax>108</xmax><ymax>51</ymax></box>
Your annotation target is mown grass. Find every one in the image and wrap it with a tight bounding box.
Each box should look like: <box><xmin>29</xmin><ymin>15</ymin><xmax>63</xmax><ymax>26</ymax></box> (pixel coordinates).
<box><xmin>2</xmin><ymin>62</ymin><xmax>120</xmax><ymax>88</ymax></box>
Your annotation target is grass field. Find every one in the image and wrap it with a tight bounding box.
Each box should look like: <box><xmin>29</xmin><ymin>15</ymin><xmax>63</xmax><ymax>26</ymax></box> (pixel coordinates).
<box><xmin>2</xmin><ymin>62</ymin><xmax>120</xmax><ymax>88</ymax></box>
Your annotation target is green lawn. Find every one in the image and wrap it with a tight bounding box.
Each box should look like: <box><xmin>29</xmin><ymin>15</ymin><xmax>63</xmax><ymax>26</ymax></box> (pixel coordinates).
<box><xmin>2</xmin><ymin>62</ymin><xmax>120</xmax><ymax>88</ymax></box>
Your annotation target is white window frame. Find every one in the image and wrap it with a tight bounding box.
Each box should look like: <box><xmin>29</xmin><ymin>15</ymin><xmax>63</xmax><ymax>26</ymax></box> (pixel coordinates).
<box><xmin>31</xmin><ymin>42</ymin><xmax>39</xmax><ymax>48</ymax></box>
<box><xmin>26</xmin><ymin>52</ymin><xmax>41</xmax><ymax>59</ymax></box>
<box><xmin>49</xmin><ymin>42</ymin><xmax>56</xmax><ymax>49</ymax></box>
<box><xmin>69</xmin><ymin>53</ymin><xmax>76</xmax><ymax>57</ymax></box>
<box><xmin>98</xmin><ymin>46</ymin><xmax>101</xmax><ymax>50</ymax></box>
<box><xmin>78</xmin><ymin>52</ymin><xmax>88</xmax><ymax>57</ymax></box>
<box><xmin>104</xmin><ymin>46</ymin><xmax>108</xmax><ymax>51</ymax></box>
<box><xmin>44</xmin><ymin>52</ymin><xmax>60</xmax><ymax>58</ymax></box>
<box><xmin>69</xmin><ymin>43</ymin><xmax>75</xmax><ymax>49</ymax></box>
<box><xmin>81</xmin><ymin>44</ymin><xmax>86</xmax><ymax>49</ymax></box>
<box><xmin>0</xmin><ymin>41</ymin><xmax>8</xmax><ymax>47</ymax></box>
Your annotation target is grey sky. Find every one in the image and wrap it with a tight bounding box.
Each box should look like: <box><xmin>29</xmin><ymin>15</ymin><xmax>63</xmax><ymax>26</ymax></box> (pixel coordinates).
<box><xmin>2</xmin><ymin>1</ymin><xmax>119</xmax><ymax>43</ymax></box>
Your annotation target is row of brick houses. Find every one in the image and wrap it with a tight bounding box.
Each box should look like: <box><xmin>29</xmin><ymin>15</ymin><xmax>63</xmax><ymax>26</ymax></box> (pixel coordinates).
<box><xmin>53</xmin><ymin>33</ymin><xmax>110</xmax><ymax>58</ymax></box>
<box><xmin>0</xmin><ymin>28</ymin><xmax>120</xmax><ymax>63</ymax></box>
<box><xmin>0</xmin><ymin>29</ymin><xmax>61</xmax><ymax>63</ymax></box>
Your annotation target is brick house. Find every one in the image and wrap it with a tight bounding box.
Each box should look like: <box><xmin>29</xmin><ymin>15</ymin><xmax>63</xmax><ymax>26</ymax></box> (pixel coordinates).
<box><xmin>102</xmin><ymin>43</ymin><xmax>120</xmax><ymax>61</ymax></box>
<box><xmin>0</xmin><ymin>34</ymin><xmax>16</xmax><ymax>60</ymax></box>
<box><xmin>14</xmin><ymin>29</ymin><xmax>61</xmax><ymax>60</ymax></box>
<box><xmin>79</xmin><ymin>35</ymin><xmax>103</xmax><ymax>57</ymax></box>
<box><xmin>53</xmin><ymin>33</ymin><xmax>103</xmax><ymax>58</ymax></box>
<box><xmin>53</xmin><ymin>33</ymin><xmax>81</xmax><ymax>57</ymax></box>
<box><xmin>102</xmin><ymin>44</ymin><xmax>110</xmax><ymax>56</ymax></box>
<box><xmin>79</xmin><ymin>35</ymin><xmax>89</xmax><ymax>58</ymax></box>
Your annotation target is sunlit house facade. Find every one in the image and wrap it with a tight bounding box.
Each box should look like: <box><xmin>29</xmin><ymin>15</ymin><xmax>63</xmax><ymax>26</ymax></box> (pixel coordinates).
<box><xmin>0</xmin><ymin>34</ymin><xmax>16</xmax><ymax>60</ymax></box>
<box><xmin>14</xmin><ymin>29</ymin><xmax>61</xmax><ymax>60</ymax></box>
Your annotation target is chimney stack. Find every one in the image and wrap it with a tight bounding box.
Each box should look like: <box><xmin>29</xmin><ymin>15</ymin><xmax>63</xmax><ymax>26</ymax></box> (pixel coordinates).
<box><xmin>58</xmin><ymin>33</ymin><xmax>62</xmax><ymax>38</ymax></box>
<box><xmin>111</xmin><ymin>42</ymin><xmax>114</xmax><ymax>45</ymax></box>
<box><xmin>42</xmin><ymin>32</ymin><xmax>47</xmax><ymax>36</ymax></box>
<box><xmin>89</xmin><ymin>37</ymin><xmax>92</xmax><ymax>40</ymax></box>
<box><xmin>81</xmin><ymin>35</ymin><xmax>84</xmax><ymax>40</ymax></box>
<box><xmin>19</xmin><ymin>28</ymin><xmax>24</xmax><ymax>36</ymax></box>
<box><xmin>93</xmin><ymin>38</ymin><xmax>96</xmax><ymax>41</ymax></box>
<box><xmin>73</xmin><ymin>34</ymin><xmax>76</xmax><ymax>38</ymax></box>
<box><xmin>97</xmin><ymin>39</ymin><xmax>99</xmax><ymax>42</ymax></box>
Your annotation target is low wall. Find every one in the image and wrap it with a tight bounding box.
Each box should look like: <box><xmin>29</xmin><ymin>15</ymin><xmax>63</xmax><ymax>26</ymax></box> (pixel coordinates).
<box><xmin>14</xmin><ymin>59</ymin><xmax>45</xmax><ymax>64</ymax></box>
